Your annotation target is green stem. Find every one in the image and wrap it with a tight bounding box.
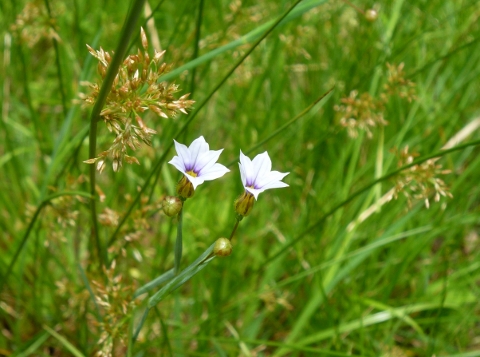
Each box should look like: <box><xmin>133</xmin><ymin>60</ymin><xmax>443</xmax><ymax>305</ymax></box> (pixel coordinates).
<box><xmin>133</xmin><ymin>307</ymin><xmax>151</xmax><ymax>342</ymax></box>
<box><xmin>174</xmin><ymin>207</ymin><xmax>183</xmax><ymax>274</ymax></box>
<box><xmin>229</xmin><ymin>218</ymin><xmax>240</xmax><ymax>241</ymax></box>
<box><xmin>44</xmin><ymin>0</ymin><xmax>68</xmax><ymax>118</ymax></box>
<box><xmin>87</xmin><ymin>0</ymin><xmax>147</xmax><ymax>270</ymax></box>
<box><xmin>17</xmin><ymin>42</ymin><xmax>48</xmax><ymax>156</ymax></box>
<box><xmin>188</xmin><ymin>0</ymin><xmax>204</xmax><ymax>97</ymax></box>
<box><xmin>1</xmin><ymin>33</ymin><xmax>27</xmax><ymax>200</ymax></box>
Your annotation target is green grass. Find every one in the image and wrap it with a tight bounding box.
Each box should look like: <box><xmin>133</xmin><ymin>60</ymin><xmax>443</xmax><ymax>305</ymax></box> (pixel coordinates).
<box><xmin>1</xmin><ymin>0</ymin><xmax>480</xmax><ymax>356</ymax></box>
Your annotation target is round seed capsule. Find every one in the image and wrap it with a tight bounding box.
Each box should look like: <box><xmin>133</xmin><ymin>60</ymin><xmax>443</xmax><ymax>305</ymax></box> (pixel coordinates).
<box><xmin>365</xmin><ymin>9</ymin><xmax>378</xmax><ymax>22</ymax></box>
<box><xmin>214</xmin><ymin>238</ymin><xmax>233</xmax><ymax>257</ymax></box>
<box><xmin>162</xmin><ymin>196</ymin><xmax>183</xmax><ymax>217</ymax></box>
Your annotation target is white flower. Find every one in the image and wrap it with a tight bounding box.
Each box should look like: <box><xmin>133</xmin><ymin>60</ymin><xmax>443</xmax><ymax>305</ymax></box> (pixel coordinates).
<box><xmin>169</xmin><ymin>136</ymin><xmax>230</xmax><ymax>189</ymax></box>
<box><xmin>238</xmin><ymin>150</ymin><xmax>289</xmax><ymax>200</ymax></box>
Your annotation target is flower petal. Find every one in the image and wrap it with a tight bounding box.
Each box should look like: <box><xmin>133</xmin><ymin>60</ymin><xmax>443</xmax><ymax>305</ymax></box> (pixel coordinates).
<box><xmin>173</xmin><ymin>140</ymin><xmax>192</xmax><ymax>170</ymax></box>
<box><xmin>169</xmin><ymin>136</ymin><xmax>229</xmax><ymax>191</ymax></box>
<box><xmin>168</xmin><ymin>156</ymin><xmax>188</xmax><ymax>174</ymax></box>
<box><xmin>198</xmin><ymin>163</ymin><xmax>230</xmax><ymax>181</ymax></box>
<box><xmin>244</xmin><ymin>187</ymin><xmax>262</xmax><ymax>200</ymax></box>
<box><xmin>188</xmin><ymin>136</ymin><xmax>209</xmax><ymax>167</ymax></box>
<box><xmin>239</xmin><ymin>150</ymin><xmax>254</xmax><ymax>187</ymax></box>
<box><xmin>238</xmin><ymin>151</ymin><xmax>289</xmax><ymax>199</ymax></box>
<box><xmin>255</xmin><ymin>170</ymin><xmax>289</xmax><ymax>189</ymax></box>
<box><xmin>195</xmin><ymin>149</ymin><xmax>223</xmax><ymax>174</ymax></box>
<box><xmin>251</xmin><ymin>152</ymin><xmax>272</xmax><ymax>186</ymax></box>
<box><xmin>185</xmin><ymin>174</ymin><xmax>205</xmax><ymax>189</ymax></box>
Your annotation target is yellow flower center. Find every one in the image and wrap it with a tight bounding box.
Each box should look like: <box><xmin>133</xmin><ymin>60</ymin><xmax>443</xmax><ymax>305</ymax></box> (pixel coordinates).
<box><xmin>186</xmin><ymin>170</ymin><xmax>198</xmax><ymax>177</ymax></box>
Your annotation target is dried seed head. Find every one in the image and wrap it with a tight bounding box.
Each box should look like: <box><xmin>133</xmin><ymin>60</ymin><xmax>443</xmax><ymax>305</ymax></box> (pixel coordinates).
<box><xmin>390</xmin><ymin>146</ymin><xmax>453</xmax><ymax>209</ymax></box>
<box><xmin>82</xmin><ymin>30</ymin><xmax>195</xmax><ymax>172</ymax></box>
<box><xmin>140</xmin><ymin>27</ymin><xmax>148</xmax><ymax>50</ymax></box>
<box><xmin>335</xmin><ymin>90</ymin><xmax>387</xmax><ymax>139</ymax></box>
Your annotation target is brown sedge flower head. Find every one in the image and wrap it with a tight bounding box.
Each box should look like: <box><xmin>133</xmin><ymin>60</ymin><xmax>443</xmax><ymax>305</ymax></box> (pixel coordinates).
<box><xmin>391</xmin><ymin>146</ymin><xmax>453</xmax><ymax>209</ymax></box>
<box><xmin>381</xmin><ymin>62</ymin><xmax>417</xmax><ymax>102</ymax></box>
<box><xmin>334</xmin><ymin>90</ymin><xmax>387</xmax><ymax>139</ymax></box>
<box><xmin>335</xmin><ymin>63</ymin><xmax>416</xmax><ymax>139</ymax></box>
<box><xmin>10</xmin><ymin>0</ymin><xmax>62</xmax><ymax>47</ymax></box>
<box><xmin>92</xmin><ymin>261</ymin><xmax>137</xmax><ymax>357</ymax></box>
<box><xmin>81</xmin><ymin>28</ymin><xmax>195</xmax><ymax>173</ymax></box>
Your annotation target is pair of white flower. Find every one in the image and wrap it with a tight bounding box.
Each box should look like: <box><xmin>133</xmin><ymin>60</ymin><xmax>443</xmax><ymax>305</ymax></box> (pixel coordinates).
<box><xmin>168</xmin><ymin>136</ymin><xmax>289</xmax><ymax>200</ymax></box>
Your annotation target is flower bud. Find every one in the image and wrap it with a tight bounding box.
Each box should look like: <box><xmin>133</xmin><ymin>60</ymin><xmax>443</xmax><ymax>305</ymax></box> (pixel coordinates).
<box><xmin>234</xmin><ymin>191</ymin><xmax>255</xmax><ymax>217</ymax></box>
<box><xmin>140</xmin><ymin>27</ymin><xmax>149</xmax><ymax>50</ymax></box>
<box><xmin>365</xmin><ymin>9</ymin><xmax>378</xmax><ymax>22</ymax></box>
<box><xmin>213</xmin><ymin>238</ymin><xmax>232</xmax><ymax>257</ymax></box>
<box><xmin>176</xmin><ymin>175</ymin><xmax>195</xmax><ymax>199</ymax></box>
<box><xmin>162</xmin><ymin>196</ymin><xmax>183</xmax><ymax>217</ymax></box>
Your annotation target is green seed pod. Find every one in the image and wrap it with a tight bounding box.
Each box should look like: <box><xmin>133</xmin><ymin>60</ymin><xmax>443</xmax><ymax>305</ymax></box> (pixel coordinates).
<box><xmin>214</xmin><ymin>238</ymin><xmax>233</xmax><ymax>257</ymax></box>
<box><xmin>162</xmin><ymin>196</ymin><xmax>183</xmax><ymax>217</ymax></box>
<box><xmin>365</xmin><ymin>9</ymin><xmax>378</xmax><ymax>22</ymax></box>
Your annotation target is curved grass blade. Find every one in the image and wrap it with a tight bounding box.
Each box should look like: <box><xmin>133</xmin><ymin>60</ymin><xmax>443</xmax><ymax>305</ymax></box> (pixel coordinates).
<box><xmin>132</xmin><ymin>243</ymin><xmax>216</xmax><ymax>342</ymax></box>
<box><xmin>0</xmin><ymin>191</ymin><xmax>92</xmax><ymax>293</ymax></box>
<box><xmin>148</xmin><ymin>243</ymin><xmax>216</xmax><ymax>308</ymax></box>
<box><xmin>43</xmin><ymin>325</ymin><xmax>86</xmax><ymax>357</ymax></box>
<box><xmin>158</xmin><ymin>0</ymin><xmax>328</xmax><ymax>83</ymax></box>
<box><xmin>133</xmin><ymin>268</ymin><xmax>175</xmax><ymax>298</ymax></box>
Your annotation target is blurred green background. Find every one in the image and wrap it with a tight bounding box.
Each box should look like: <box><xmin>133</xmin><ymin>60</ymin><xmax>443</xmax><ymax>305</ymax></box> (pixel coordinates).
<box><xmin>1</xmin><ymin>0</ymin><xmax>480</xmax><ymax>356</ymax></box>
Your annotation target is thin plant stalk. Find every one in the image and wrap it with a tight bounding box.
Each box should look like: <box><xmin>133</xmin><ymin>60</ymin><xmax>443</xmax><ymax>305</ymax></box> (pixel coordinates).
<box><xmin>227</xmin><ymin>87</ymin><xmax>334</xmax><ymax>167</ymax></box>
<box><xmin>87</xmin><ymin>0</ymin><xmax>147</xmax><ymax>269</ymax></box>
<box><xmin>188</xmin><ymin>0</ymin><xmax>204</xmax><ymax>97</ymax></box>
<box><xmin>174</xmin><ymin>208</ymin><xmax>183</xmax><ymax>274</ymax></box>
<box><xmin>44</xmin><ymin>0</ymin><xmax>68</xmax><ymax>118</ymax></box>
<box><xmin>229</xmin><ymin>219</ymin><xmax>240</xmax><ymax>241</ymax></box>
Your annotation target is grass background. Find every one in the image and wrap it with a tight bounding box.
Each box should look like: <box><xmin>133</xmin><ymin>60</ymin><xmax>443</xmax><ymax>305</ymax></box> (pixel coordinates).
<box><xmin>1</xmin><ymin>0</ymin><xmax>480</xmax><ymax>356</ymax></box>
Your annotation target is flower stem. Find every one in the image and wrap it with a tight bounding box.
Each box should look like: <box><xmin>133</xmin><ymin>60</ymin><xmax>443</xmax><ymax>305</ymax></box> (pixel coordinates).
<box><xmin>44</xmin><ymin>0</ymin><xmax>68</xmax><ymax>118</ymax></box>
<box><xmin>174</xmin><ymin>207</ymin><xmax>183</xmax><ymax>274</ymax></box>
<box><xmin>229</xmin><ymin>217</ymin><xmax>241</xmax><ymax>241</ymax></box>
<box><xmin>87</xmin><ymin>0</ymin><xmax>147</xmax><ymax>270</ymax></box>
